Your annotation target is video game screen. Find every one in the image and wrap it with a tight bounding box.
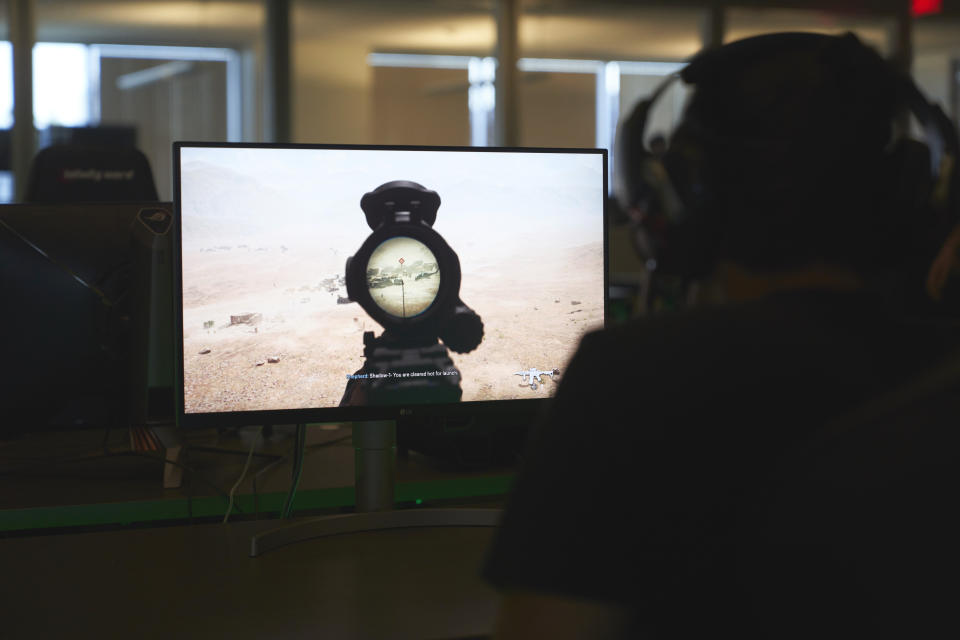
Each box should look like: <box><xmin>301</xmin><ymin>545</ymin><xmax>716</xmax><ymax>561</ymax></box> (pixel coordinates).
<box><xmin>177</xmin><ymin>144</ymin><xmax>606</xmax><ymax>417</ymax></box>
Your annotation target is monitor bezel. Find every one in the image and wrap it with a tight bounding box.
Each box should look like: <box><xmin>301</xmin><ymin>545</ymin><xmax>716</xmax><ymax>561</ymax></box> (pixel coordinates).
<box><xmin>173</xmin><ymin>141</ymin><xmax>609</xmax><ymax>428</ymax></box>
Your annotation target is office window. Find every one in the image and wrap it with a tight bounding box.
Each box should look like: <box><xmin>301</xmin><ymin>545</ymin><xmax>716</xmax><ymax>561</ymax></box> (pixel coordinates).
<box><xmin>94</xmin><ymin>45</ymin><xmax>240</xmax><ymax>199</ymax></box>
<box><xmin>292</xmin><ymin>1</ymin><xmax>707</xmax><ymax>150</ymax></box>
<box><xmin>0</xmin><ymin>41</ymin><xmax>92</xmax><ymax>202</ymax></box>
<box><xmin>0</xmin><ymin>43</ymin><xmax>12</xmax><ymax>129</ymax></box>
<box><xmin>0</xmin><ymin>1</ymin><xmax>264</xmax><ymax>201</ymax></box>
<box><xmin>914</xmin><ymin>16</ymin><xmax>960</xmax><ymax>126</ymax></box>
<box><xmin>292</xmin><ymin>0</ymin><xmax>492</xmax><ymax>145</ymax></box>
<box><xmin>518</xmin><ymin>4</ymin><xmax>705</xmax><ymax>62</ymax></box>
<box><xmin>518</xmin><ymin>69</ymin><xmax>595</xmax><ymax>149</ymax></box>
<box><xmin>371</xmin><ymin>65</ymin><xmax>471</xmax><ymax>146</ymax></box>
<box><xmin>518</xmin><ymin>4</ymin><xmax>704</xmax><ymax>154</ymax></box>
<box><xmin>0</xmin><ymin>42</ymin><xmax>10</xmax><ymax>202</ymax></box>
<box><xmin>0</xmin><ymin>41</ymin><xmax>241</xmax><ymax>202</ymax></box>
<box><xmin>618</xmin><ymin>64</ymin><xmax>688</xmax><ymax>148</ymax></box>
<box><xmin>0</xmin><ymin>41</ymin><xmax>90</xmax><ymax>129</ymax></box>
<box><xmin>33</xmin><ymin>42</ymin><xmax>89</xmax><ymax>128</ymax></box>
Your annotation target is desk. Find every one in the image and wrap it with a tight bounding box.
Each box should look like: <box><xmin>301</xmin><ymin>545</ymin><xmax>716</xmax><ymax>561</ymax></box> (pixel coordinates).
<box><xmin>1</xmin><ymin>518</ymin><xmax>499</xmax><ymax>639</ymax></box>
<box><xmin>0</xmin><ymin>424</ymin><xmax>515</xmax><ymax>532</ymax></box>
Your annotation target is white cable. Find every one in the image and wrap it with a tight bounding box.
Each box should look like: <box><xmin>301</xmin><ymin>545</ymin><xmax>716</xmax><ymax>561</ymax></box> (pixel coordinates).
<box><xmin>223</xmin><ymin>427</ymin><xmax>262</xmax><ymax>524</ymax></box>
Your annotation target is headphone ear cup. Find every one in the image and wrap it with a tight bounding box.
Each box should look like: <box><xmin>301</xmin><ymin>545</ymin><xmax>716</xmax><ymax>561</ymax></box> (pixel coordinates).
<box><xmin>652</xmin><ymin>134</ymin><xmax>718</xmax><ymax>279</ymax></box>
<box><xmin>615</xmin><ymin>97</ymin><xmax>657</xmax><ymax>212</ymax></box>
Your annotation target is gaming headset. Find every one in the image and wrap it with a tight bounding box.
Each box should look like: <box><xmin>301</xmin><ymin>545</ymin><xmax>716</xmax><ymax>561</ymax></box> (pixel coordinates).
<box><xmin>614</xmin><ymin>32</ymin><xmax>960</xmax><ymax>287</ymax></box>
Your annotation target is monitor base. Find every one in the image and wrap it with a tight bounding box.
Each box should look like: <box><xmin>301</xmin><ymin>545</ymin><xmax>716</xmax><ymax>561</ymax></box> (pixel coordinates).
<box><xmin>248</xmin><ymin>420</ymin><xmax>501</xmax><ymax>556</ymax></box>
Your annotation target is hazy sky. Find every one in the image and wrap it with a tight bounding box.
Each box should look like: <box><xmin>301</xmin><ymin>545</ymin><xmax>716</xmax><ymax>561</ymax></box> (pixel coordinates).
<box><xmin>179</xmin><ymin>146</ymin><xmax>605</xmax><ymax>253</ymax></box>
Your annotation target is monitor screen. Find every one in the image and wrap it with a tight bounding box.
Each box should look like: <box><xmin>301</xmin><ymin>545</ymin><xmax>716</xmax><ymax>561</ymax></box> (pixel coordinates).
<box><xmin>175</xmin><ymin>143</ymin><xmax>607</xmax><ymax>427</ymax></box>
<box><xmin>0</xmin><ymin>202</ymin><xmax>173</xmax><ymax>433</ymax></box>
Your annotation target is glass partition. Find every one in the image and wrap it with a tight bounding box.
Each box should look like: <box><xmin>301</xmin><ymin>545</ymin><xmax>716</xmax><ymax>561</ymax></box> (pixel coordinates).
<box><xmin>0</xmin><ymin>0</ymin><xmax>263</xmax><ymax>201</ymax></box>
<box><xmin>292</xmin><ymin>0</ymin><xmax>492</xmax><ymax>146</ymax></box>
<box><xmin>518</xmin><ymin>4</ymin><xmax>705</xmax><ymax>153</ymax></box>
<box><xmin>2</xmin><ymin>2</ymin><xmax>957</xmax><ymax>202</ymax></box>
<box><xmin>914</xmin><ymin>14</ymin><xmax>960</xmax><ymax>126</ymax></box>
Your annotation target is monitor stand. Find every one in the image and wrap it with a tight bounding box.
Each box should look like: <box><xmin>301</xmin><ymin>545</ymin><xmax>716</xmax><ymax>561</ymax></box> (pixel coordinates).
<box><xmin>249</xmin><ymin>420</ymin><xmax>502</xmax><ymax>556</ymax></box>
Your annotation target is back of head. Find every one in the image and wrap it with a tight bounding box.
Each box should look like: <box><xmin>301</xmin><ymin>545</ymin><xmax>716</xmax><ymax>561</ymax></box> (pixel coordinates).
<box><xmin>680</xmin><ymin>33</ymin><xmax>903</xmax><ymax>272</ymax></box>
<box><xmin>618</xmin><ymin>32</ymin><xmax>953</xmax><ymax>285</ymax></box>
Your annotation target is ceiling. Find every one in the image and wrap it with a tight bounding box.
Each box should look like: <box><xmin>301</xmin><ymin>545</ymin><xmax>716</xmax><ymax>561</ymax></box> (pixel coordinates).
<box><xmin>0</xmin><ymin>1</ymin><xmax>954</xmax><ymax>60</ymax></box>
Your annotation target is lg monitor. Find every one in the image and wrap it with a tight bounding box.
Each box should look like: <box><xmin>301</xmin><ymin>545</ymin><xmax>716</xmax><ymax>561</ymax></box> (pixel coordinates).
<box><xmin>174</xmin><ymin>143</ymin><xmax>607</xmax><ymax>429</ymax></box>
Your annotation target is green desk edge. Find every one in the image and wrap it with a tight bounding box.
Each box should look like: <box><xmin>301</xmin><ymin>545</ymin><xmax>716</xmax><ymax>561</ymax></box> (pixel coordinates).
<box><xmin>0</xmin><ymin>475</ymin><xmax>514</xmax><ymax>532</ymax></box>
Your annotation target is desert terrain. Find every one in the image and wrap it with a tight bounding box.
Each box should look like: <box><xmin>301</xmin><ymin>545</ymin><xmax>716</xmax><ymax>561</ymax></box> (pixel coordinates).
<box><xmin>182</xmin><ymin>237</ymin><xmax>603</xmax><ymax>413</ymax></box>
<box><xmin>178</xmin><ymin>147</ymin><xmax>605</xmax><ymax>414</ymax></box>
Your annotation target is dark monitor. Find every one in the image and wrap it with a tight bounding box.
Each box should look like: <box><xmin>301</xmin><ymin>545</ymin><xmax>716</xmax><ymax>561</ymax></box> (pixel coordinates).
<box><xmin>174</xmin><ymin>143</ymin><xmax>607</xmax><ymax>428</ymax></box>
<box><xmin>0</xmin><ymin>202</ymin><xmax>174</xmax><ymax>435</ymax></box>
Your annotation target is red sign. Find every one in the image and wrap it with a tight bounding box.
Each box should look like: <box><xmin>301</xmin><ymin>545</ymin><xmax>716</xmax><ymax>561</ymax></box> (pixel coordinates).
<box><xmin>399</xmin><ymin>258</ymin><xmax>405</xmax><ymax>264</ymax></box>
<box><xmin>912</xmin><ymin>0</ymin><xmax>942</xmax><ymax>17</ymax></box>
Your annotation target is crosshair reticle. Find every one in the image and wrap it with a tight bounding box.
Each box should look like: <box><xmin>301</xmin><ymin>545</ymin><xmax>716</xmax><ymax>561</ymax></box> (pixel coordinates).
<box><xmin>365</xmin><ymin>236</ymin><xmax>440</xmax><ymax>318</ymax></box>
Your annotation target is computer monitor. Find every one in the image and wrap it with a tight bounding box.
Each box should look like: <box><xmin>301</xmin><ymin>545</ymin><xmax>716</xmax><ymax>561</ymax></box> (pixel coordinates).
<box><xmin>174</xmin><ymin>143</ymin><xmax>607</xmax><ymax>428</ymax></box>
<box><xmin>0</xmin><ymin>202</ymin><xmax>174</xmax><ymax>435</ymax></box>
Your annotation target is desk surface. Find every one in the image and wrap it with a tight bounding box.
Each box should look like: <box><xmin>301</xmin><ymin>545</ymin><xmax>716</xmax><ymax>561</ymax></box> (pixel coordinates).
<box><xmin>2</xmin><ymin>518</ymin><xmax>499</xmax><ymax>639</ymax></box>
<box><xmin>1</xmin><ymin>424</ymin><xmax>515</xmax><ymax>532</ymax></box>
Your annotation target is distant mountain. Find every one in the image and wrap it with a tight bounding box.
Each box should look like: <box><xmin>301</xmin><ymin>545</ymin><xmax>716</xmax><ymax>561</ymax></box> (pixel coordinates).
<box><xmin>179</xmin><ymin>160</ymin><xmax>360</xmax><ymax>250</ymax></box>
<box><xmin>180</xmin><ymin>160</ymin><xmax>298</xmax><ymax>243</ymax></box>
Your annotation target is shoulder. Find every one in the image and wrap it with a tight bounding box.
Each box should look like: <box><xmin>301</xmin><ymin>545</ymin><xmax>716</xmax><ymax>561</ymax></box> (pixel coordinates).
<box><xmin>569</xmin><ymin>292</ymin><xmax>797</xmax><ymax>374</ymax></box>
<box><xmin>580</xmin><ymin>288</ymin><xmax>900</xmax><ymax>362</ymax></box>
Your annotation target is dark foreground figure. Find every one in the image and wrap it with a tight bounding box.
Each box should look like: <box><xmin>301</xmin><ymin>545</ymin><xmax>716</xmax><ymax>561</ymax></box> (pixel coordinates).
<box><xmin>484</xmin><ymin>32</ymin><xmax>960</xmax><ymax>639</ymax></box>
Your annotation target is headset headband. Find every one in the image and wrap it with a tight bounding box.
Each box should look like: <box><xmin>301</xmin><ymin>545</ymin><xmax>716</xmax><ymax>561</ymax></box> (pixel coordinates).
<box><xmin>617</xmin><ymin>32</ymin><xmax>960</xmax><ymax>199</ymax></box>
<box><xmin>615</xmin><ymin>31</ymin><xmax>960</xmax><ymax>255</ymax></box>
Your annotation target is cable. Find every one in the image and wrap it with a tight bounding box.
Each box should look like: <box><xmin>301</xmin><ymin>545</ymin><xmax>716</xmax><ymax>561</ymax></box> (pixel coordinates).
<box><xmin>120</xmin><ymin>450</ymin><xmax>245</xmax><ymax>514</ymax></box>
<box><xmin>280</xmin><ymin>424</ymin><xmax>307</xmax><ymax>519</ymax></box>
<box><xmin>223</xmin><ymin>427</ymin><xmax>263</xmax><ymax>524</ymax></box>
<box><xmin>2</xmin><ymin>427</ymin><xmax>353</xmax><ymax>521</ymax></box>
<box><xmin>250</xmin><ymin>431</ymin><xmax>352</xmax><ymax>519</ymax></box>
<box><xmin>252</xmin><ymin>456</ymin><xmax>286</xmax><ymax>519</ymax></box>
<box><xmin>282</xmin><ymin>423</ymin><xmax>306</xmax><ymax>518</ymax></box>
<box><xmin>188</xmin><ymin>445</ymin><xmax>282</xmax><ymax>460</ymax></box>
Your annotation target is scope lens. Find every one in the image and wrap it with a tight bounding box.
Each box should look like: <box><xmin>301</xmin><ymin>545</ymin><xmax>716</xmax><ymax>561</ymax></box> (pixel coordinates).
<box><xmin>366</xmin><ymin>236</ymin><xmax>440</xmax><ymax>318</ymax></box>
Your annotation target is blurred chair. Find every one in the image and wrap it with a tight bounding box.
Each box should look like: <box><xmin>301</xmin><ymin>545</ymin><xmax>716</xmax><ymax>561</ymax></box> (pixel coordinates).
<box><xmin>25</xmin><ymin>144</ymin><xmax>158</xmax><ymax>202</ymax></box>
